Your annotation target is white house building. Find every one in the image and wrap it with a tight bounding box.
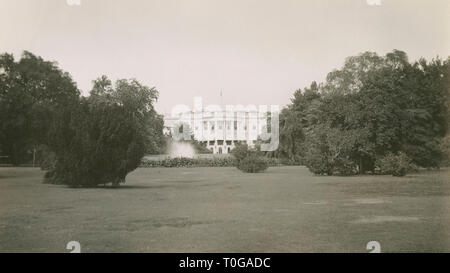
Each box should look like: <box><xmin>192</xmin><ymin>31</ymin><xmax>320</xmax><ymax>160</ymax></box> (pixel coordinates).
<box><xmin>164</xmin><ymin>106</ymin><xmax>273</xmax><ymax>154</ymax></box>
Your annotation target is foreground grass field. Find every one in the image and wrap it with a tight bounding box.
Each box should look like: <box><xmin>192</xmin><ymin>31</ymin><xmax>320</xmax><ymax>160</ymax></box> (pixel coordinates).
<box><xmin>0</xmin><ymin>166</ymin><xmax>449</xmax><ymax>252</ymax></box>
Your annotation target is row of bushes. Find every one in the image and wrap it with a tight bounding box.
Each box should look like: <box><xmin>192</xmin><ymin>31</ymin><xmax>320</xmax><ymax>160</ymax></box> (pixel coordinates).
<box><xmin>306</xmin><ymin>152</ymin><xmax>419</xmax><ymax>177</ymax></box>
<box><xmin>140</xmin><ymin>155</ymin><xmax>280</xmax><ymax>169</ymax></box>
<box><xmin>140</xmin><ymin>157</ymin><xmax>236</xmax><ymax>168</ymax></box>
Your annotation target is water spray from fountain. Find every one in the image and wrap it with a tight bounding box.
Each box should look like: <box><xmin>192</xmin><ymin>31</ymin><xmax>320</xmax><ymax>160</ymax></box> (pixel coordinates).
<box><xmin>167</xmin><ymin>141</ymin><xmax>196</xmax><ymax>158</ymax></box>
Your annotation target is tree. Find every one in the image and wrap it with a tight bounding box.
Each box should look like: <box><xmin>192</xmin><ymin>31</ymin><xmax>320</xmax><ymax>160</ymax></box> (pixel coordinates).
<box><xmin>280</xmin><ymin>50</ymin><xmax>449</xmax><ymax>175</ymax></box>
<box><xmin>46</xmin><ymin>77</ymin><xmax>163</xmax><ymax>187</ymax></box>
<box><xmin>0</xmin><ymin>51</ymin><xmax>79</xmax><ymax>164</ymax></box>
<box><xmin>276</xmin><ymin>82</ymin><xmax>321</xmax><ymax>163</ymax></box>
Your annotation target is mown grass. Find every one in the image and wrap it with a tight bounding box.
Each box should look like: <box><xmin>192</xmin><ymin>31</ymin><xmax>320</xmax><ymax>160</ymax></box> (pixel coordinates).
<box><xmin>0</xmin><ymin>166</ymin><xmax>449</xmax><ymax>252</ymax></box>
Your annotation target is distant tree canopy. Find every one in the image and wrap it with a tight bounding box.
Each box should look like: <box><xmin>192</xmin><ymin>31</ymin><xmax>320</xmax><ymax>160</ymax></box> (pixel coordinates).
<box><xmin>277</xmin><ymin>50</ymin><xmax>450</xmax><ymax>175</ymax></box>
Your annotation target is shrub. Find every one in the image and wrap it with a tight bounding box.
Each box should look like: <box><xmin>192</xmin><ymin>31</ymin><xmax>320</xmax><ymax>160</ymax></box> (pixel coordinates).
<box><xmin>237</xmin><ymin>154</ymin><xmax>269</xmax><ymax>173</ymax></box>
<box><xmin>140</xmin><ymin>156</ymin><xmax>237</xmax><ymax>168</ymax></box>
<box><xmin>304</xmin><ymin>149</ymin><xmax>358</xmax><ymax>176</ymax></box>
<box><xmin>46</xmin><ymin>78</ymin><xmax>161</xmax><ymax>187</ymax></box>
<box><xmin>376</xmin><ymin>152</ymin><xmax>417</xmax><ymax>177</ymax></box>
<box><xmin>140</xmin><ymin>156</ymin><xmax>279</xmax><ymax>168</ymax></box>
<box><xmin>230</xmin><ymin>144</ymin><xmax>269</xmax><ymax>173</ymax></box>
<box><xmin>304</xmin><ymin>126</ymin><xmax>359</xmax><ymax>176</ymax></box>
<box><xmin>46</xmin><ymin>100</ymin><xmax>147</xmax><ymax>187</ymax></box>
<box><xmin>231</xmin><ymin>143</ymin><xmax>252</xmax><ymax>162</ymax></box>
<box><xmin>333</xmin><ymin>157</ymin><xmax>358</xmax><ymax>176</ymax></box>
<box><xmin>304</xmin><ymin>152</ymin><xmax>334</xmax><ymax>175</ymax></box>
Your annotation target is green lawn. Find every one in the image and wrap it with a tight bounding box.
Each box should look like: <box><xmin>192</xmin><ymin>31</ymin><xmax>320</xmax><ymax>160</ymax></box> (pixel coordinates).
<box><xmin>0</xmin><ymin>166</ymin><xmax>449</xmax><ymax>252</ymax></box>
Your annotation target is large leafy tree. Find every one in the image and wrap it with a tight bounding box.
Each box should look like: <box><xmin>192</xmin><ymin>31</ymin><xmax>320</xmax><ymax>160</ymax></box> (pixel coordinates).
<box><xmin>276</xmin><ymin>82</ymin><xmax>321</xmax><ymax>162</ymax></box>
<box><xmin>280</xmin><ymin>50</ymin><xmax>449</xmax><ymax>174</ymax></box>
<box><xmin>0</xmin><ymin>51</ymin><xmax>79</xmax><ymax>164</ymax></box>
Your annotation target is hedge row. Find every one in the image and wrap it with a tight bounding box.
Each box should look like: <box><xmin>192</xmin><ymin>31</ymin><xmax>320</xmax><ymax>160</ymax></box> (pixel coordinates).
<box><xmin>140</xmin><ymin>156</ymin><xmax>281</xmax><ymax>168</ymax></box>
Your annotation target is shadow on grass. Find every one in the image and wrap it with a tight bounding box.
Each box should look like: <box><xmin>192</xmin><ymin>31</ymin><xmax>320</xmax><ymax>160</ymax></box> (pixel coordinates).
<box><xmin>61</xmin><ymin>184</ymin><xmax>182</xmax><ymax>190</ymax></box>
<box><xmin>103</xmin><ymin>184</ymin><xmax>173</xmax><ymax>190</ymax></box>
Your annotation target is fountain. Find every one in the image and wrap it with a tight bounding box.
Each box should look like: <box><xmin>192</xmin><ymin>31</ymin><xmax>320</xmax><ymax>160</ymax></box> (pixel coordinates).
<box><xmin>167</xmin><ymin>141</ymin><xmax>196</xmax><ymax>158</ymax></box>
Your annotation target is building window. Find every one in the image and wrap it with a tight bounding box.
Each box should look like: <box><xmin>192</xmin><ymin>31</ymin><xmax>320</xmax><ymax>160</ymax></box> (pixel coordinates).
<box><xmin>234</xmin><ymin>121</ymin><xmax>238</xmax><ymax>130</ymax></box>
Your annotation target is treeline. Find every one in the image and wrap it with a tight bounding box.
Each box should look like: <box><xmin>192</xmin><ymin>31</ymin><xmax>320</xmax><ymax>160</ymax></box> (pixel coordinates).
<box><xmin>1</xmin><ymin>50</ymin><xmax>449</xmax><ymax>184</ymax></box>
<box><xmin>0</xmin><ymin>51</ymin><xmax>165</xmax><ymax>186</ymax></box>
<box><xmin>273</xmin><ymin>50</ymin><xmax>450</xmax><ymax>176</ymax></box>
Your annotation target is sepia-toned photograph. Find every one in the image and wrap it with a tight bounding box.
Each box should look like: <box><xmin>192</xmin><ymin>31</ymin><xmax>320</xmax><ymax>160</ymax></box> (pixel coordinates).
<box><xmin>0</xmin><ymin>0</ymin><xmax>449</xmax><ymax>257</ymax></box>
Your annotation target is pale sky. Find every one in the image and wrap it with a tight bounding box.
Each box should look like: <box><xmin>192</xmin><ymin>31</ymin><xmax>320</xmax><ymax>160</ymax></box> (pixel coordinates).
<box><xmin>0</xmin><ymin>0</ymin><xmax>449</xmax><ymax>113</ymax></box>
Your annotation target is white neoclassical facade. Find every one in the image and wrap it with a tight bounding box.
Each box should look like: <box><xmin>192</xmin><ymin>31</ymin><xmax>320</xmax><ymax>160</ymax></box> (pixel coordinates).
<box><xmin>164</xmin><ymin>105</ymin><xmax>272</xmax><ymax>154</ymax></box>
